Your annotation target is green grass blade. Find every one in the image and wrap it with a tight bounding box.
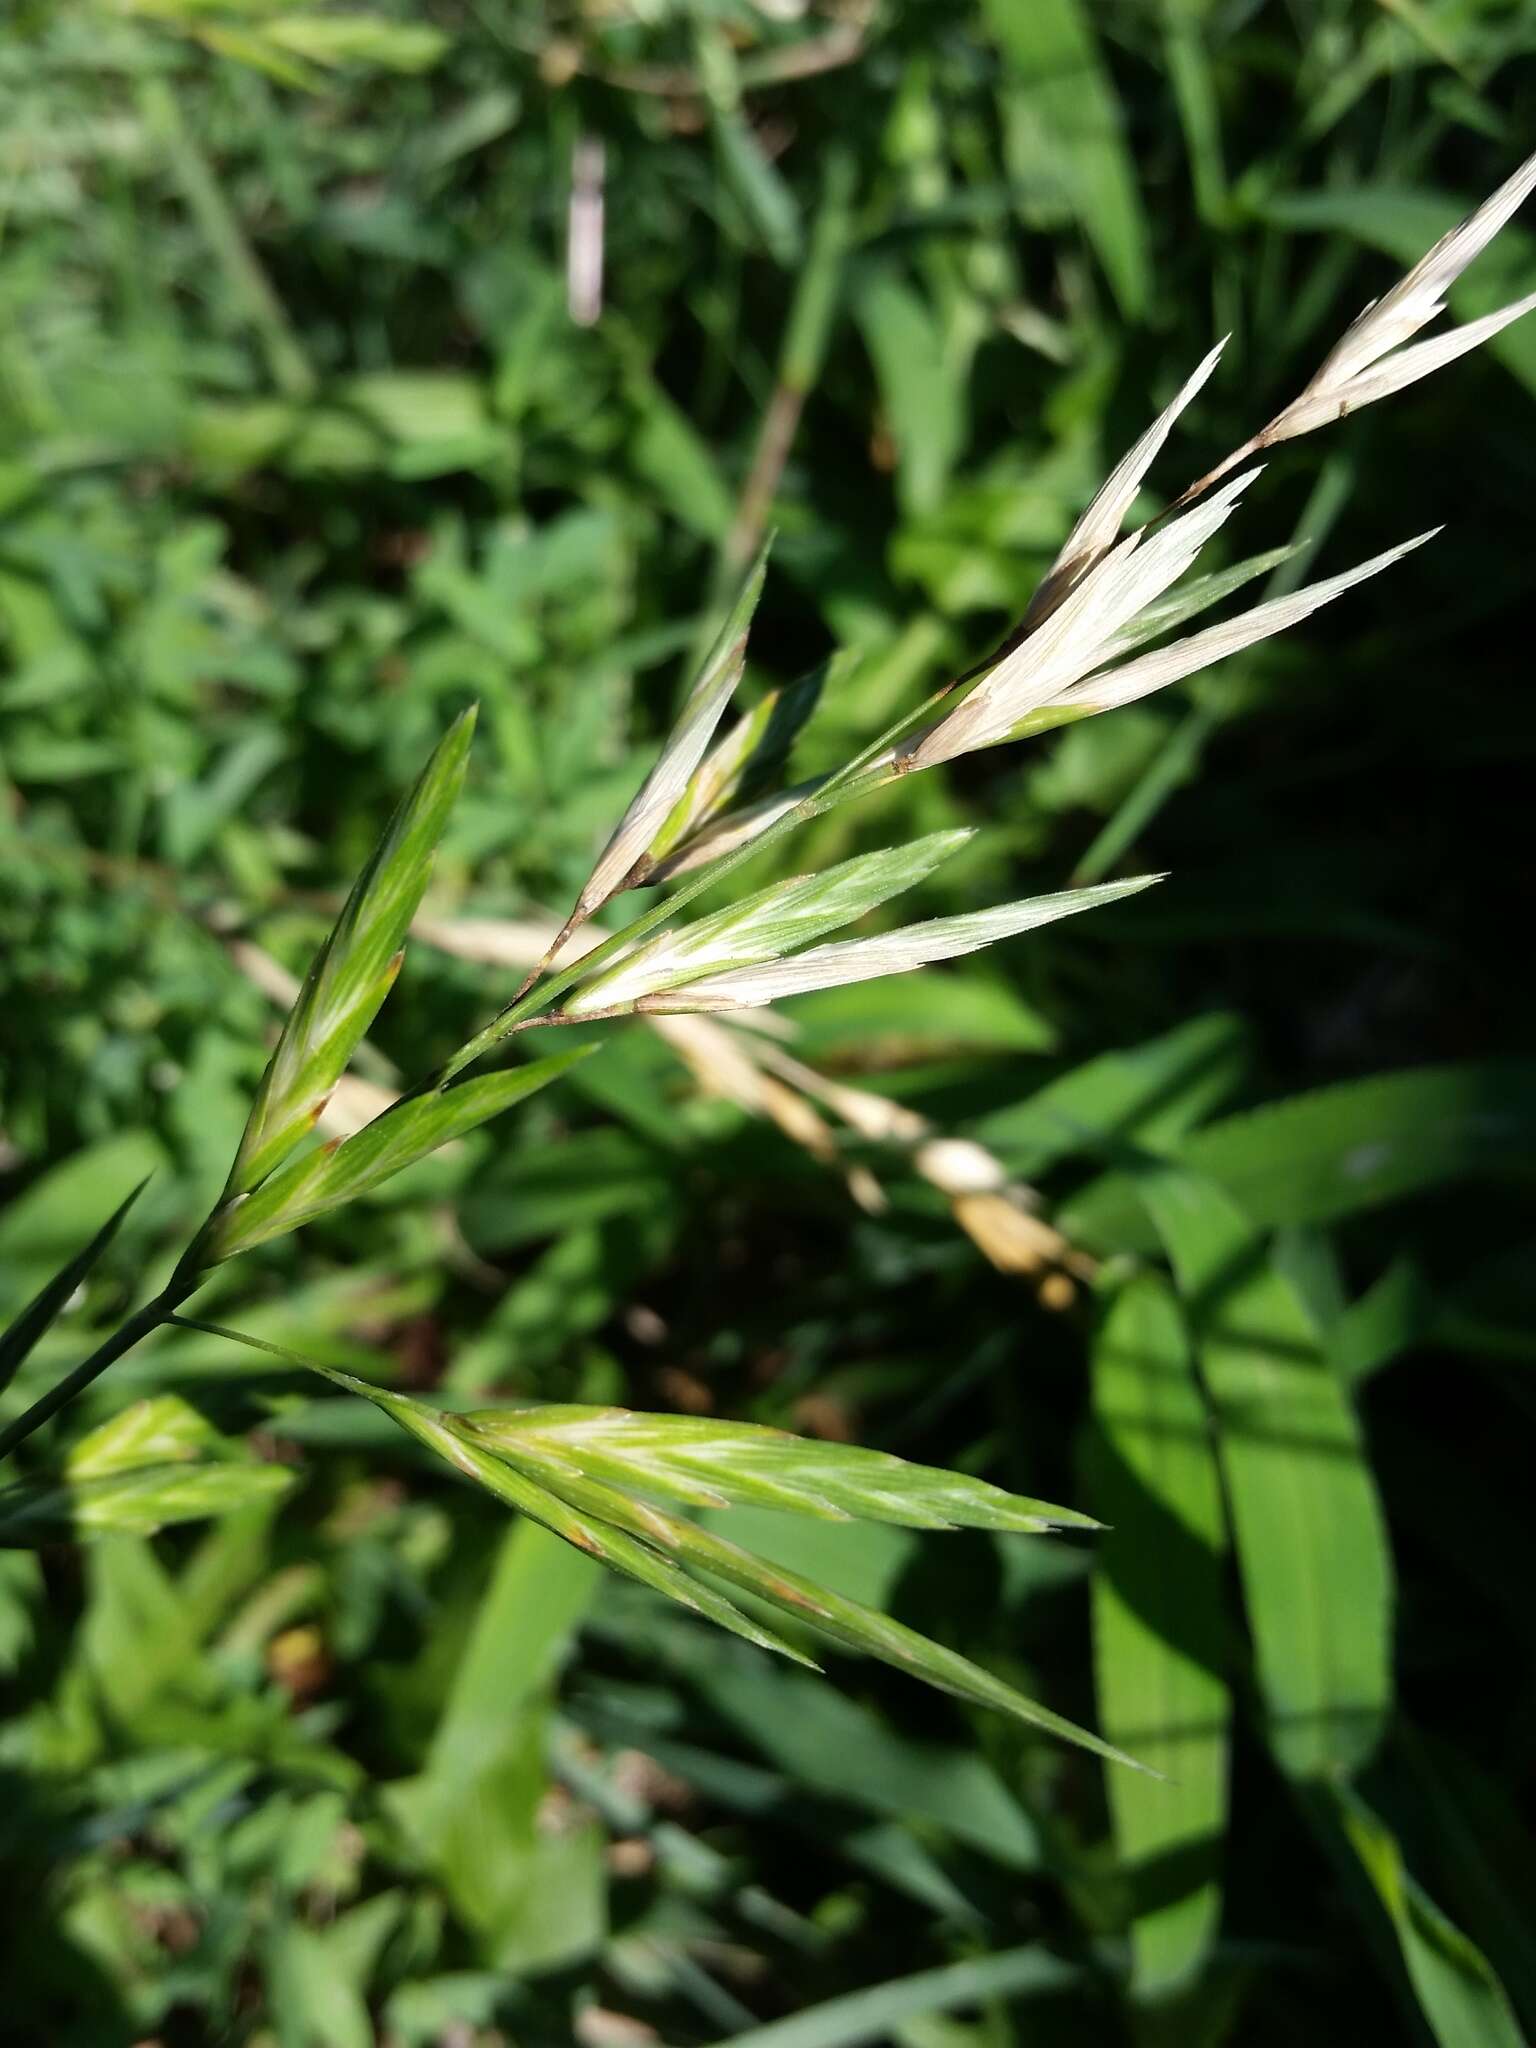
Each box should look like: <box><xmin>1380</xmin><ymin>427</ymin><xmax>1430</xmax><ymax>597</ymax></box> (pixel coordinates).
<box><xmin>985</xmin><ymin>0</ymin><xmax>1151</xmax><ymax>316</ymax></box>
<box><xmin>1087</xmin><ymin>1270</ymin><xmax>1230</xmax><ymax>1999</ymax></box>
<box><xmin>229</xmin><ymin>709</ymin><xmax>477</xmax><ymax>1193</ymax></box>
<box><xmin>1138</xmin><ymin>1167</ymin><xmax>1393</xmax><ymax>1780</ymax></box>
<box><xmin>1062</xmin><ymin>1061</ymin><xmax>1536</xmax><ymax>1253</ymax></box>
<box><xmin>1395</xmin><ymin>1726</ymin><xmax>1536</xmax><ymax>2022</ymax></box>
<box><xmin>700</xmin><ymin>1946</ymin><xmax>1078</xmax><ymax>2048</ymax></box>
<box><xmin>1328</xmin><ymin>1785</ymin><xmax>1527</xmax><ymax>2048</ymax></box>
<box><xmin>0</xmin><ymin>1175</ymin><xmax>149</xmax><ymax>1396</ymax></box>
<box><xmin>0</xmin><ymin>1461</ymin><xmax>294</xmax><ymax>1542</ymax></box>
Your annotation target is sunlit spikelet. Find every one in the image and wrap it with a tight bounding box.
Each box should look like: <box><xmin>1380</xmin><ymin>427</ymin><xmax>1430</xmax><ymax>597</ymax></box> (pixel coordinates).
<box><xmin>1026</xmin><ymin>335</ymin><xmax>1228</xmax><ymax>626</ymax></box>
<box><xmin>1184</xmin><ymin>145</ymin><xmax>1536</xmax><ymax>498</ymax></box>
<box><xmin>632</xmin><ymin>876</ymin><xmax>1163</xmax><ymax>1014</ymax></box>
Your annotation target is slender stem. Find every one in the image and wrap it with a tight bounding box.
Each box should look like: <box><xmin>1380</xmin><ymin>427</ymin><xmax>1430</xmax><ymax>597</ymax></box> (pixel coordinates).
<box><xmin>0</xmin><ymin>1279</ymin><xmax>196</xmax><ymax>1464</ymax></box>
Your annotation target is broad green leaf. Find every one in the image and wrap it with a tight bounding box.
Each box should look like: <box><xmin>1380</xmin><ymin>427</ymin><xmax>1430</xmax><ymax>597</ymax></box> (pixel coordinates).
<box><xmin>267</xmin><ymin>1920</ymin><xmax>373</xmax><ymax>2048</ymax></box>
<box><xmin>228</xmin><ymin>709</ymin><xmax>477</xmax><ymax>1193</ymax></box>
<box><xmin>387</xmin><ymin>1520</ymin><xmax>605</xmax><ymax>1973</ymax></box>
<box><xmin>210</xmin><ymin>1047</ymin><xmax>594</xmax><ymax>1259</ymax></box>
<box><xmin>854</xmin><ymin>268</ymin><xmax>970</xmax><ymax>517</ymax></box>
<box><xmin>1062</xmin><ymin>1062</ymin><xmax>1536</xmax><ymax>1252</ymax></box>
<box><xmin>0</xmin><ymin>1176</ymin><xmax>148</xmax><ymax>1397</ymax></box>
<box><xmin>712</xmin><ymin>105</ymin><xmax>804</xmax><ymax>267</ymax></box>
<box><xmin>972</xmin><ymin>1012</ymin><xmax>1252</xmax><ymax>1175</ymax></box>
<box><xmin>1087</xmin><ymin>1272</ymin><xmax>1230</xmax><ymax>2000</ymax></box>
<box><xmin>261</xmin><ymin>15</ymin><xmax>449</xmax><ymax>74</ymax></box>
<box><xmin>1138</xmin><ymin>1168</ymin><xmax>1392</xmax><ymax>1780</ymax></box>
<box><xmin>1330</xmin><ymin>1786</ymin><xmax>1526</xmax><ymax>2048</ymax></box>
<box><xmin>631</xmin><ymin>875</ymin><xmax>1163</xmax><ymax>1014</ymax></box>
<box><xmin>699</xmin><ymin>1946</ymin><xmax>1077</xmax><ymax>2048</ymax></box>
<box><xmin>658</xmin><ymin>1648</ymin><xmax>1042</xmax><ymax>1871</ymax></box>
<box><xmin>563</xmin><ymin>831</ymin><xmax>974</xmax><ymax>1016</ymax></box>
<box><xmin>573</xmin><ymin>538</ymin><xmax>771</xmax><ymax>918</ymax></box>
<box><xmin>466</xmin><ymin>1403</ymin><xmax>1100</xmax><ymax>1532</ymax></box>
<box><xmin>426</xmin><ymin>1520</ymin><xmax>599</xmax><ymax>1787</ymax></box>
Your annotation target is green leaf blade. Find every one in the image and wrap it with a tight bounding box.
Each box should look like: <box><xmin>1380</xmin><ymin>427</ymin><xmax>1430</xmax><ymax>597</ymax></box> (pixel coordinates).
<box><xmin>0</xmin><ymin>1176</ymin><xmax>149</xmax><ymax>1397</ymax></box>
<box><xmin>1330</xmin><ymin>1786</ymin><xmax>1527</xmax><ymax>2048</ymax></box>
<box><xmin>1139</xmin><ymin>1166</ymin><xmax>1393</xmax><ymax>1780</ymax></box>
<box><xmin>1088</xmin><ymin>1271</ymin><xmax>1231</xmax><ymax>2000</ymax></box>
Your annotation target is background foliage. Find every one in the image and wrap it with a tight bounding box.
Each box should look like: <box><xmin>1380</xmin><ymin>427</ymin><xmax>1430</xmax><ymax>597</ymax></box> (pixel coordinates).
<box><xmin>4</xmin><ymin>2</ymin><xmax>1536</xmax><ymax>2044</ymax></box>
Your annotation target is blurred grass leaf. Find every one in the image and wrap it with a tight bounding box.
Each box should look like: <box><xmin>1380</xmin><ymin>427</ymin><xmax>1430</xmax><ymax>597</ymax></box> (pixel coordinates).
<box><xmin>1088</xmin><ymin>1270</ymin><xmax>1230</xmax><ymax>1999</ymax></box>
<box><xmin>1138</xmin><ymin>1168</ymin><xmax>1392</xmax><ymax>1781</ymax></box>
<box><xmin>1329</xmin><ymin>1786</ymin><xmax>1526</xmax><ymax>2048</ymax></box>
<box><xmin>0</xmin><ymin>1176</ymin><xmax>148</xmax><ymax>1396</ymax></box>
<box><xmin>0</xmin><ymin>1393</ymin><xmax>294</xmax><ymax>1540</ymax></box>
<box><xmin>986</xmin><ymin>0</ymin><xmax>1151</xmax><ymax>315</ymax></box>
<box><xmin>1063</xmin><ymin>1062</ymin><xmax>1536</xmax><ymax>1252</ymax></box>
<box><xmin>699</xmin><ymin>1946</ymin><xmax>1078</xmax><ymax>2048</ymax></box>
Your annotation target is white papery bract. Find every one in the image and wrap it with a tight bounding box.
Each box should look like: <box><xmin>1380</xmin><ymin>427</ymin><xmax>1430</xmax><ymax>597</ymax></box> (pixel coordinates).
<box><xmin>563</xmin><ymin>830</ymin><xmax>972</xmax><ymax>1016</ymax></box>
<box><xmin>1026</xmin><ymin>335</ymin><xmax>1228</xmax><ymax>624</ymax></box>
<box><xmin>899</xmin><ymin>471</ymin><xmax>1261</xmax><ymax>771</ymax></box>
<box><xmin>1309</xmin><ymin>144</ymin><xmax>1536</xmax><ymax>397</ymax></box>
<box><xmin>633</xmin><ymin>875</ymin><xmax>1163</xmax><ymax>1014</ymax></box>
